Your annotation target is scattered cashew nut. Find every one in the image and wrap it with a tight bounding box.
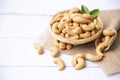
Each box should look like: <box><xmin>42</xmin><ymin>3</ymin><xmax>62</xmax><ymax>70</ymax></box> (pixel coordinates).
<box><xmin>85</xmin><ymin>53</ymin><xmax>103</xmax><ymax>61</ymax></box>
<box><xmin>34</xmin><ymin>44</ymin><xmax>44</xmax><ymax>55</ymax></box>
<box><xmin>54</xmin><ymin>58</ymin><xmax>65</xmax><ymax>71</ymax></box>
<box><xmin>50</xmin><ymin>47</ymin><xmax>59</xmax><ymax>57</ymax></box>
<box><xmin>72</xmin><ymin>53</ymin><xmax>84</xmax><ymax>67</ymax></box>
<box><xmin>74</xmin><ymin>58</ymin><xmax>85</xmax><ymax>70</ymax></box>
<box><xmin>72</xmin><ymin>53</ymin><xmax>85</xmax><ymax>70</ymax></box>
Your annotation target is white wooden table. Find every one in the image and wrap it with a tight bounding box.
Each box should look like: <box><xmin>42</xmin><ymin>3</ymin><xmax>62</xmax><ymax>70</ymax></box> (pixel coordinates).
<box><xmin>0</xmin><ymin>0</ymin><xmax>120</xmax><ymax>80</ymax></box>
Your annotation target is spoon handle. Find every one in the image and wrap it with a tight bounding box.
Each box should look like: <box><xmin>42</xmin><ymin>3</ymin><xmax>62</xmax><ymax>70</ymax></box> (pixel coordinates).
<box><xmin>109</xmin><ymin>19</ymin><xmax>120</xmax><ymax>30</ymax></box>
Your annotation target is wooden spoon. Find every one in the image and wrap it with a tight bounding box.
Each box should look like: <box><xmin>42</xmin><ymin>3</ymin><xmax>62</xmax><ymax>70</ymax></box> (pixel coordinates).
<box><xmin>95</xmin><ymin>19</ymin><xmax>120</xmax><ymax>51</ymax></box>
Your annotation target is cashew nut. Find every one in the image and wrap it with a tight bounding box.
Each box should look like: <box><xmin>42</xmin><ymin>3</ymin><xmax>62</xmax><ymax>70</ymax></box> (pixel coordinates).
<box><xmin>62</xmin><ymin>28</ymin><xmax>67</xmax><ymax>34</ymax></box>
<box><xmin>79</xmin><ymin>32</ymin><xmax>91</xmax><ymax>39</ymax></box>
<box><xmin>72</xmin><ymin>53</ymin><xmax>84</xmax><ymax>67</ymax></box>
<box><xmin>72</xmin><ymin>53</ymin><xmax>85</xmax><ymax>70</ymax></box>
<box><xmin>65</xmin><ymin>23</ymin><xmax>81</xmax><ymax>35</ymax></box>
<box><xmin>60</xmin><ymin>33</ymin><xmax>65</xmax><ymax>37</ymax></box>
<box><xmin>96</xmin><ymin>36</ymin><xmax>111</xmax><ymax>55</ymax></box>
<box><xmin>93</xmin><ymin>19</ymin><xmax>97</xmax><ymax>24</ymax></box>
<box><xmin>81</xmin><ymin>14</ymin><xmax>94</xmax><ymax>20</ymax></box>
<box><xmin>70</xmin><ymin>35</ymin><xmax>79</xmax><ymax>40</ymax></box>
<box><xmin>94</xmin><ymin>19</ymin><xmax>102</xmax><ymax>30</ymax></box>
<box><xmin>74</xmin><ymin>58</ymin><xmax>85</xmax><ymax>70</ymax></box>
<box><xmin>65</xmin><ymin>33</ymin><xmax>70</xmax><ymax>39</ymax></box>
<box><xmin>95</xmin><ymin>24</ymin><xmax>101</xmax><ymax>30</ymax></box>
<box><xmin>66</xmin><ymin>43</ymin><xmax>73</xmax><ymax>50</ymax></box>
<box><xmin>52</xmin><ymin>22</ymin><xmax>60</xmax><ymax>34</ymax></box>
<box><xmin>96</xmin><ymin>36</ymin><xmax>111</xmax><ymax>56</ymax></box>
<box><xmin>69</xmin><ymin>7</ymin><xmax>80</xmax><ymax>14</ymax></box>
<box><xmin>54</xmin><ymin>58</ymin><xmax>65</xmax><ymax>71</ymax></box>
<box><xmin>70</xmin><ymin>27</ymin><xmax>82</xmax><ymax>35</ymax></box>
<box><xmin>91</xmin><ymin>30</ymin><xmax>96</xmax><ymax>36</ymax></box>
<box><xmin>86</xmin><ymin>53</ymin><xmax>103</xmax><ymax>61</ymax></box>
<box><xmin>86</xmin><ymin>36</ymin><xmax>111</xmax><ymax>61</ymax></box>
<box><xmin>73</xmin><ymin>23</ymin><xmax>79</xmax><ymax>27</ymax></box>
<box><xmin>50</xmin><ymin>13</ymin><xmax>64</xmax><ymax>25</ymax></box>
<box><xmin>59</xmin><ymin>42</ymin><xmax>66</xmax><ymax>50</ymax></box>
<box><xmin>70</xmin><ymin>13</ymin><xmax>82</xmax><ymax>19</ymax></box>
<box><xmin>103</xmin><ymin>29</ymin><xmax>115</xmax><ymax>36</ymax></box>
<box><xmin>96</xmin><ymin>45</ymin><xmax>105</xmax><ymax>56</ymax></box>
<box><xmin>50</xmin><ymin>47</ymin><xmax>59</xmax><ymax>57</ymax></box>
<box><xmin>58</xmin><ymin>22</ymin><xmax>65</xmax><ymax>31</ymax></box>
<box><xmin>60</xmin><ymin>15</ymin><xmax>72</xmax><ymax>23</ymax></box>
<box><xmin>101</xmin><ymin>37</ymin><xmax>105</xmax><ymax>42</ymax></box>
<box><xmin>34</xmin><ymin>44</ymin><xmax>44</xmax><ymax>55</ymax></box>
<box><xmin>72</xmin><ymin>16</ymin><xmax>91</xmax><ymax>23</ymax></box>
<box><xmin>54</xmin><ymin>40</ymin><xmax>60</xmax><ymax>47</ymax></box>
<box><xmin>81</xmin><ymin>23</ymin><xmax>95</xmax><ymax>31</ymax></box>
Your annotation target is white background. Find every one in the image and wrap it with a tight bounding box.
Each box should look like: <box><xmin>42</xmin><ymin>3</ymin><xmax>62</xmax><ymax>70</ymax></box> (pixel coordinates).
<box><xmin>0</xmin><ymin>0</ymin><xmax>120</xmax><ymax>80</ymax></box>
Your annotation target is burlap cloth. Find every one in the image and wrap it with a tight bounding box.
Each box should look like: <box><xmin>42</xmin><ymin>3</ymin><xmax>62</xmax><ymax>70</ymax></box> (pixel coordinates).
<box><xmin>36</xmin><ymin>9</ymin><xmax>120</xmax><ymax>75</ymax></box>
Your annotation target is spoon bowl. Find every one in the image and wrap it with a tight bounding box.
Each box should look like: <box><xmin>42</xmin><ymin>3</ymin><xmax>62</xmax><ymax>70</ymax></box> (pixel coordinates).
<box><xmin>95</xmin><ymin>19</ymin><xmax>120</xmax><ymax>51</ymax></box>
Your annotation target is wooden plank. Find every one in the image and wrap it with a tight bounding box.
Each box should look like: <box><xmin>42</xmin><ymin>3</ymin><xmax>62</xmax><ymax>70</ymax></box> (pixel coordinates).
<box><xmin>0</xmin><ymin>0</ymin><xmax>120</xmax><ymax>15</ymax></box>
<box><xmin>0</xmin><ymin>39</ymin><xmax>98</xmax><ymax>67</ymax></box>
<box><xmin>0</xmin><ymin>67</ymin><xmax>120</xmax><ymax>80</ymax></box>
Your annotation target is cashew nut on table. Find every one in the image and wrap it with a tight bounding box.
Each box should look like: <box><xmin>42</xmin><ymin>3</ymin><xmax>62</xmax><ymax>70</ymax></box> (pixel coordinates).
<box><xmin>54</xmin><ymin>58</ymin><xmax>65</xmax><ymax>71</ymax></box>
<box><xmin>72</xmin><ymin>53</ymin><xmax>85</xmax><ymax>70</ymax></box>
<box><xmin>50</xmin><ymin>46</ymin><xmax>59</xmax><ymax>57</ymax></box>
<box><xmin>34</xmin><ymin>44</ymin><xmax>44</xmax><ymax>55</ymax></box>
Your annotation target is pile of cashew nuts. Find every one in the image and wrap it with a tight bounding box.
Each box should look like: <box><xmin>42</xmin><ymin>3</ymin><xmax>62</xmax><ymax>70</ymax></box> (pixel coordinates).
<box><xmin>34</xmin><ymin>7</ymin><xmax>115</xmax><ymax>71</ymax></box>
<box><xmin>50</xmin><ymin>7</ymin><xmax>102</xmax><ymax>40</ymax></box>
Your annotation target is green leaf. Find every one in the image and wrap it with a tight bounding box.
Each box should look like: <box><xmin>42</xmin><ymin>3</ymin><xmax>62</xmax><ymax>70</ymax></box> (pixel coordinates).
<box><xmin>90</xmin><ymin>9</ymin><xmax>99</xmax><ymax>18</ymax></box>
<box><xmin>81</xmin><ymin>5</ymin><xmax>90</xmax><ymax>14</ymax></box>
